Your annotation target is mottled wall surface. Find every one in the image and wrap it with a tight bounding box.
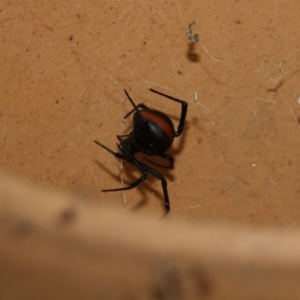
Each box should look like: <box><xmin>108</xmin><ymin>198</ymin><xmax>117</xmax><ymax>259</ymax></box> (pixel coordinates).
<box><xmin>1</xmin><ymin>1</ymin><xmax>300</xmax><ymax>224</ymax></box>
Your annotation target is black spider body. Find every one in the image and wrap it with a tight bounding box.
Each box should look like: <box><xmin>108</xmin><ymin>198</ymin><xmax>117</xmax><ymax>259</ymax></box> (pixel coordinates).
<box><xmin>94</xmin><ymin>88</ymin><xmax>188</xmax><ymax>215</ymax></box>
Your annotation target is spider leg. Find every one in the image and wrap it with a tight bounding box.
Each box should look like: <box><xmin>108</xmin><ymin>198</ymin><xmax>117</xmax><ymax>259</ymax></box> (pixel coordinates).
<box><xmin>94</xmin><ymin>140</ymin><xmax>148</xmax><ymax>192</ymax></box>
<box><xmin>143</xmin><ymin>153</ymin><xmax>174</xmax><ymax>169</ymax></box>
<box><xmin>102</xmin><ymin>169</ymin><xmax>147</xmax><ymax>192</ymax></box>
<box><xmin>142</xmin><ymin>163</ymin><xmax>170</xmax><ymax>214</ymax></box>
<box><xmin>116</xmin><ymin>135</ymin><xmax>129</xmax><ymax>150</ymax></box>
<box><xmin>117</xmin><ymin>134</ymin><xmax>130</xmax><ymax>140</ymax></box>
<box><xmin>149</xmin><ymin>88</ymin><xmax>188</xmax><ymax>137</ymax></box>
<box><xmin>94</xmin><ymin>140</ymin><xmax>170</xmax><ymax>215</ymax></box>
<box><xmin>94</xmin><ymin>140</ymin><xmax>124</xmax><ymax>159</ymax></box>
<box><xmin>123</xmin><ymin>103</ymin><xmax>149</xmax><ymax>119</ymax></box>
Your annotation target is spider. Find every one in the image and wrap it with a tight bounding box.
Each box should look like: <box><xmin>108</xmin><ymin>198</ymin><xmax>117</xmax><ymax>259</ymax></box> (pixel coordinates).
<box><xmin>94</xmin><ymin>88</ymin><xmax>188</xmax><ymax>215</ymax></box>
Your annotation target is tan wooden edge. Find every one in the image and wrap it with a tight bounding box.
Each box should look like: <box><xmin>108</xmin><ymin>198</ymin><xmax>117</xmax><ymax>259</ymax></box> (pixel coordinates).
<box><xmin>0</xmin><ymin>171</ymin><xmax>299</xmax><ymax>300</ymax></box>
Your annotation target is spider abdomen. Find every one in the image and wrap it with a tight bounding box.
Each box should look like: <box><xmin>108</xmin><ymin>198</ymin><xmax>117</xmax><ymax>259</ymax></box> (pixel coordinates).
<box><xmin>133</xmin><ymin>110</ymin><xmax>175</xmax><ymax>154</ymax></box>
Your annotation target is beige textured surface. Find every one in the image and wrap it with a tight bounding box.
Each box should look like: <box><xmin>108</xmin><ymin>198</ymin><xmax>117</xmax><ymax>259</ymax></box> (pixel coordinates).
<box><xmin>2</xmin><ymin>1</ymin><xmax>300</xmax><ymax>223</ymax></box>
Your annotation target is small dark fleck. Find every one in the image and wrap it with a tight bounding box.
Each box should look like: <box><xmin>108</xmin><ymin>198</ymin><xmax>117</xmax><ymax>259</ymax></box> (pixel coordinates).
<box><xmin>59</xmin><ymin>208</ymin><xmax>77</xmax><ymax>225</ymax></box>
<box><xmin>235</xmin><ymin>20</ymin><xmax>241</xmax><ymax>24</ymax></box>
<box><xmin>177</xmin><ymin>70</ymin><xmax>183</xmax><ymax>75</ymax></box>
<box><xmin>11</xmin><ymin>220</ymin><xmax>34</xmax><ymax>237</ymax></box>
<box><xmin>69</xmin><ymin>35</ymin><xmax>73</xmax><ymax>41</ymax></box>
<box><xmin>190</xmin><ymin>268</ymin><xmax>212</xmax><ymax>296</ymax></box>
<box><xmin>152</xmin><ymin>263</ymin><xmax>183</xmax><ymax>299</ymax></box>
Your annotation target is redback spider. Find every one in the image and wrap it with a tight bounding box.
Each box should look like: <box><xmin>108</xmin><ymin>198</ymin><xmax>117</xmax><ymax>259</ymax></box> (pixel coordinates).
<box><xmin>94</xmin><ymin>88</ymin><xmax>188</xmax><ymax>215</ymax></box>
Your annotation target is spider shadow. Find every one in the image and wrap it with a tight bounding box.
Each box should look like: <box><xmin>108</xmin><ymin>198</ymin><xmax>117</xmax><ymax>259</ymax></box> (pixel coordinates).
<box><xmin>186</xmin><ymin>42</ymin><xmax>200</xmax><ymax>63</ymax></box>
